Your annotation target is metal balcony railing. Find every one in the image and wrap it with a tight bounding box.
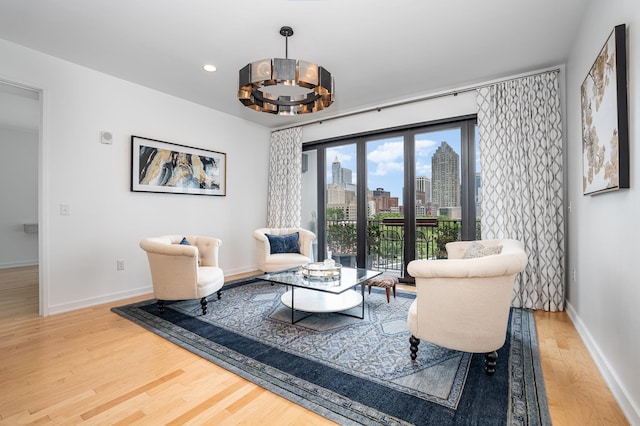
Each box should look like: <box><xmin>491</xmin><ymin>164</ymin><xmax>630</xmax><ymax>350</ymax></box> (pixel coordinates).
<box><xmin>326</xmin><ymin>218</ymin><xmax>468</xmax><ymax>275</ymax></box>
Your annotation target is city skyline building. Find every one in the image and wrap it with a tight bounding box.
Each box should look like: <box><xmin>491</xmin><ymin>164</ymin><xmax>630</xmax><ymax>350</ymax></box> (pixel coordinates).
<box><xmin>431</xmin><ymin>141</ymin><xmax>460</xmax><ymax>209</ymax></box>
<box><xmin>416</xmin><ymin>176</ymin><xmax>431</xmax><ymax>202</ymax></box>
<box><xmin>329</xmin><ymin>159</ymin><xmax>358</xmax><ymax>220</ymax></box>
<box><xmin>329</xmin><ymin>151</ymin><xmax>462</xmax><ymax>219</ymax></box>
<box><xmin>331</xmin><ymin>156</ymin><xmax>352</xmax><ymax>188</ymax></box>
<box><xmin>331</xmin><ymin>156</ymin><xmax>357</xmax><ymax>192</ymax></box>
<box><xmin>415</xmin><ymin>176</ymin><xmax>431</xmax><ymax>216</ymax></box>
<box><xmin>371</xmin><ymin>187</ymin><xmax>399</xmax><ymax>213</ymax></box>
<box><xmin>327</xmin><ymin>183</ymin><xmax>357</xmax><ymax>220</ymax></box>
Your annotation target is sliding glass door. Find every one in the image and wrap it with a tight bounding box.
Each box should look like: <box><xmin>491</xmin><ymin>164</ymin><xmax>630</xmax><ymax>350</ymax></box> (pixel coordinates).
<box><xmin>303</xmin><ymin>116</ymin><xmax>478</xmax><ymax>281</ymax></box>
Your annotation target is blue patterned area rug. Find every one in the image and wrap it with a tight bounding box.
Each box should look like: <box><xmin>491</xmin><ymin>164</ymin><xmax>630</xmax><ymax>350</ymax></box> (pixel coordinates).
<box><xmin>112</xmin><ymin>277</ymin><xmax>550</xmax><ymax>425</ymax></box>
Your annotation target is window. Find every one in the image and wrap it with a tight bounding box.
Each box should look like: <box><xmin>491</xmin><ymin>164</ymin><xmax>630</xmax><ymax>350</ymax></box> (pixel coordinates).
<box><xmin>303</xmin><ymin>116</ymin><xmax>478</xmax><ymax>281</ymax></box>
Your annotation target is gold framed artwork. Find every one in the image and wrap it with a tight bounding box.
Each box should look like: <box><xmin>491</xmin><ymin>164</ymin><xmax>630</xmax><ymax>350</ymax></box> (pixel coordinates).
<box><xmin>581</xmin><ymin>24</ymin><xmax>629</xmax><ymax>195</ymax></box>
<box><xmin>131</xmin><ymin>135</ymin><xmax>226</xmax><ymax>196</ymax></box>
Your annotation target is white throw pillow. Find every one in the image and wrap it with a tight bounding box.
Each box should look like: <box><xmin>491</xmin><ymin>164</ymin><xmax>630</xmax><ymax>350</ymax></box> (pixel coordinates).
<box><xmin>463</xmin><ymin>242</ymin><xmax>503</xmax><ymax>259</ymax></box>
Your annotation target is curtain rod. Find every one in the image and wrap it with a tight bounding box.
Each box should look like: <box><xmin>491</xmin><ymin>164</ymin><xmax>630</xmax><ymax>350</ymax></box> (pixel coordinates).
<box><xmin>273</xmin><ymin>67</ymin><xmax>561</xmax><ymax>132</ymax></box>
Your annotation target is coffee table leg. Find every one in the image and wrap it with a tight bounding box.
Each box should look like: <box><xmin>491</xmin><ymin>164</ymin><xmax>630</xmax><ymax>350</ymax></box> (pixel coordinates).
<box><xmin>287</xmin><ymin>287</ymin><xmax>313</xmax><ymax>324</ymax></box>
<box><xmin>291</xmin><ymin>286</ymin><xmax>295</xmax><ymax>324</ymax></box>
<box><xmin>361</xmin><ymin>282</ymin><xmax>365</xmax><ymax>319</ymax></box>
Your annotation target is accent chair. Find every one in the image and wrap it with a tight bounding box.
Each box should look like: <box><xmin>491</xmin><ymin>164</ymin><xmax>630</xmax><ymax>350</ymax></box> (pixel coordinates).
<box><xmin>406</xmin><ymin>238</ymin><xmax>528</xmax><ymax>375</ymax></box>
<box><xmin>253</xmin><ymin>227</ymin><xmax>316</xmax><ymax>273</ymax></box>
<box><xmin>140</xmin><ymin>235</ymin><xmax>224</xmax><ymax>315</ymax></box>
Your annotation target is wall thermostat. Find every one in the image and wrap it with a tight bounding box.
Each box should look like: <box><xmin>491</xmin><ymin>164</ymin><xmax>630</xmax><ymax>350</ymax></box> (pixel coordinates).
<box><xmin>100</xmin><ymin>130</ymin><xmax>113</xmax><ymax>144</ymax></box>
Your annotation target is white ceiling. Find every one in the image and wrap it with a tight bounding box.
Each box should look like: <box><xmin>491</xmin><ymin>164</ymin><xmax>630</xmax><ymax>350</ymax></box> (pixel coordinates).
<box><xmin>0</xmin><ymin>0</ymin><xmax>589</xmax><ymax>130</ymax></box>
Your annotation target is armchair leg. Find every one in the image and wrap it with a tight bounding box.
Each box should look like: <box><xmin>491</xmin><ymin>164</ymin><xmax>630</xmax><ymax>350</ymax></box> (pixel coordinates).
<box><xmin>157</xmin><ymin>300</ymin><xmax>165</xmax><ymax>313</ymax></box>
<box><xmin>200</xmin><ymin>297</ymin><xmax>208</xmax><ymax>315</ymax></box>
<box><xmin>410</xmin><ymin>335</ymin><xmax>420</xmax><ymax>360</ymax></box>
<box><xmin>216</xmin><ymin>290</ymin><xmax>222</xmax><ymax>300</ymax></box>
<box><xmin>484</xmin><ymin>351</ymin><xmax>498</xmax><ymax>376</ymax></box>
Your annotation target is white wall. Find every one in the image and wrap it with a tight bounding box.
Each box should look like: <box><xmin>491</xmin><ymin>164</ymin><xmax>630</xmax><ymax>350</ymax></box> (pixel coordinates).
<box><xmin>0</xmin><ymin>127</ymin><xmax>38</xmax><ymax>267</ymax></box>
<box><xmin>0</xmin><ymin>39</ymin><xmax>271</xmax><ymax>315</ymax></box>
<box><xmin>566</xmin><ymin>0</ymin><xmax>640</xmax><ymax>423</ymax></box>
<box><xmin>301</xmin><ymin>92</ymin><xmax>478</xmax><ymax>143</ymax></box>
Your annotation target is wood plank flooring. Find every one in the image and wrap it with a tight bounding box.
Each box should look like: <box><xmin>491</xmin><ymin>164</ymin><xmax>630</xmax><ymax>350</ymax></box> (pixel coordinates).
<box><xmin>0</xmin><ymin>266</ymin><xmax>629</xmax><ymax>425</ymax></box>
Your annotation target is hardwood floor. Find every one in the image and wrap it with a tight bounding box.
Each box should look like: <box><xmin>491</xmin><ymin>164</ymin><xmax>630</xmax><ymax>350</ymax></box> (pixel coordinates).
<box><xmin>0</xmin><ymin>266</ymin><xmax>628</xmax><ymax>425</ymax></box>
<box><xmin>534</xmin><ymin>310</ymin><xmax>628</xmax><ymax>425</ymax></box>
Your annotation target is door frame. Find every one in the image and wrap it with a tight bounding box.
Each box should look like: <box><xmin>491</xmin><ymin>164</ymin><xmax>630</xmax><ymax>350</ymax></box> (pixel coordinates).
<box><xmin>0</xmin><ymin>78</ymin><xmax>47</xmax><ymax>316</ymax></box>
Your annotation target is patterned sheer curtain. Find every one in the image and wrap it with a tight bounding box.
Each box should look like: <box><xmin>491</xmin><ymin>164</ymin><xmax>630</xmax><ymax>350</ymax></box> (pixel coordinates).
<box><xmin>267</xmin><ymin>127</ymin><xmax>303</xmax><ymax>228</ymax></box>
<box><xmin>476</xmin><ymin>71</ymin><xmax>565</xmax><ymax>311</ymax></box>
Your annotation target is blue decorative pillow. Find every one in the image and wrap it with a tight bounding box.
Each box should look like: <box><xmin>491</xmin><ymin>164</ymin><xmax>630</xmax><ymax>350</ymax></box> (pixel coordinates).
<box><xmin>179</xmin><ymin>237</ymin><xmax>200</xmax><ymax>265</ymax></box>
<box><xmin>266</xmin><ymin>232</ymin><xmax>300</xmax><ymax>254</ymax></box>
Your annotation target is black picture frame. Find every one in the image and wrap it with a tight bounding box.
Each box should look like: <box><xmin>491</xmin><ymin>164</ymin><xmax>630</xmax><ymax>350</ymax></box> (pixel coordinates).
<box><xmin>581</xmin><ymin>24</ymin><xmax>629</xmax><ymax>195</ymax></box>
<box><xmin>131</xmin><ymin>135</ymin><xmax>226</xmax><ymax>196</ymax></box>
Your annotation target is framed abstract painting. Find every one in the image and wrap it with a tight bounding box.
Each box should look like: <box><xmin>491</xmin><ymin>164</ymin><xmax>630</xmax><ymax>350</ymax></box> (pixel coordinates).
<box><xmin>581</xmin><ymin>24</ymin><xmax>629</xmax><ymax>195</ymax></box>
<box><xmin>131</xmin><ymin>135</ymin><xmax>226</xmax><ymax>196</ymax></box>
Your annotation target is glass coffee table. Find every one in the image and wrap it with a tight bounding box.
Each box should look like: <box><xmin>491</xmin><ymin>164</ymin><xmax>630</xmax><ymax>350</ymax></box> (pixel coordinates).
<box><xmin>257</xmin><ymin>267</ymin><xmax>382</xmax><ymax>323</ymax></box>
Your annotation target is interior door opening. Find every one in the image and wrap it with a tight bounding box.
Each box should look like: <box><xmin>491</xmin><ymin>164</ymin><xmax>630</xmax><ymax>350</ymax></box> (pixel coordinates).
<box><xmin>0</xmin><ymin>80</ymin><xmax>41</xmax><ymax>316</ymax></box>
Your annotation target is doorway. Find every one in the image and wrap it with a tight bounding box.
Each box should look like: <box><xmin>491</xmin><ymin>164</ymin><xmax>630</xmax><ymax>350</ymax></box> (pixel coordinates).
<box><xmin>0</xmin><ymin>80</ymin><xmax>41</xmax><ymax>316</ymax></box>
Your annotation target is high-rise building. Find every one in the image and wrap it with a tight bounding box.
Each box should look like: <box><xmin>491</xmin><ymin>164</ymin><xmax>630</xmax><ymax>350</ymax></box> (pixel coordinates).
<box><xmin>416</xmin><ymin>176</ymin><xmax>431</xmax><ymax>204</ymax></box>
<box><xmin>416</xmin><ymin>176</ymin><xmax>430</xmax><ymax>197</ymax></box>
<box><xmin>329</xmin><ymin>158</ymin><xmax>357</xmax><ymax>220</ymax></box>
<box><xmin>331</xmin><ymin>156</ymin><xmax>353</xmax><ymax>189</ymax></box>
<box><xmin>331</xmin><ymin>156</ymin><xmax>342</xmax><ymax>186</ymax></box>
<box><xmin>431</xmin><ymin>141</ymin><xmax>460</xmax><ymax>208</ymax></box>
<box><xmin>342</xmin><ymin>168</ymin><xmax>352</xmax><ymax>187</ymax></box>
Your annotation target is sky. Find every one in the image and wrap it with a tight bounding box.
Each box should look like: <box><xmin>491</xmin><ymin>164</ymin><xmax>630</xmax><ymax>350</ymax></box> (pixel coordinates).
<box><xmin>326</xmin><ymin>127</ymin><xmax>478</xmax><ymax>205</ymax></box>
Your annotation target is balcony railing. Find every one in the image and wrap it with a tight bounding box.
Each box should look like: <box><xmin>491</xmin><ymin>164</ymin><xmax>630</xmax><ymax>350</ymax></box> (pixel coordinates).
<box><xmin>327</xmin><ymin>217</ymin><xmax>472</xmax><ymax>275</ymax></box>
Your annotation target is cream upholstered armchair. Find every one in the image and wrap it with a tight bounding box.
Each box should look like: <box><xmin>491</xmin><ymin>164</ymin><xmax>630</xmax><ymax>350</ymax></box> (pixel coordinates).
<box><xmin>140</xmin><ymin>235</ymin><xmax>224</xmax><ymax>315</ymax></box>
<box><xmin>406</xmin><ymin>239</ymin><xmax>528</xmax><ymax>375</ymax></box>
<box><xmin>253</xmin><ymin>228</ymin><xmax>316</xmax><ymax>272</ymax></box>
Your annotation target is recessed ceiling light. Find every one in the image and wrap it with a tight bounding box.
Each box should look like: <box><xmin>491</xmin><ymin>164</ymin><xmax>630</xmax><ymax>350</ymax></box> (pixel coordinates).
<box><xmin>203</xmin><ymin>64</ymin><xmax>217</xmax><ymax>73</ymax></box>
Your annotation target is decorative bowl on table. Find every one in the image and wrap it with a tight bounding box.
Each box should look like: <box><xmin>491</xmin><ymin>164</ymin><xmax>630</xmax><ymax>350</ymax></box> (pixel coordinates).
<box><xmin>300</xmin><ymin>262</ymin><xmax>342</xmax><ymax>281</ymax></box>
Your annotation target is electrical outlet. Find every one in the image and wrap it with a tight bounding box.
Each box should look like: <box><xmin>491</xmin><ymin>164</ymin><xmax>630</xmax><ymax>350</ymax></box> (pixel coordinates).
<box><xmin>572</xmin><ymin>268</ymin><xmax>576</xmax><ymax>282</ymax></box>
<box><xmin>60</xmin><ymin>204</ymin><xmax>70</xmax><ymax>215</ymax></box>
<box><xmin>117</xmin><ymin>259</ymin><xmax>125</xmax><ymax>271</ymax></box>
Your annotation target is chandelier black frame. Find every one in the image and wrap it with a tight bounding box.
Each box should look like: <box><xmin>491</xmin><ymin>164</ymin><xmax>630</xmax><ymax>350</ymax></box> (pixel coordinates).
<box><xmin>238</xmin><ymin>26</ymin><xmax>335</xmax><ymax>115</ymax></box>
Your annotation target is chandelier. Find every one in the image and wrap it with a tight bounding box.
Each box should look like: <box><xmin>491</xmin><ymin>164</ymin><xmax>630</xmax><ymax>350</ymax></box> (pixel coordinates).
<box><xmin>238</xmin><ymin>26</ymin><xmax>335</xmax><ymax>115</ymax></box>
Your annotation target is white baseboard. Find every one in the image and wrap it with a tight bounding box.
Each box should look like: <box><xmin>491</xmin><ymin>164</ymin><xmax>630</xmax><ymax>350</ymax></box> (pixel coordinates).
<box><xmin>0</xmin><ymin>260</ymin><xmax>38</xmax><ymax>269</ymax></box>
<box><xmin>224</xmin><ymin>265</ymin><xmax>260</xmax><ymax>277</ymax></box>
<box><xmin>565</xmin><ymin>301</ymin><xmax>640</xmax><ymax>425</ymax></box>
<box><xmin>47</xmin><ymin>286</ymin><xmax>153</xmax><ymax>315</ymax></box>
<box><xmin>45</xmin><ymin>267</ymin><xmax>260</xmax><ymax>316</ymax></box>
